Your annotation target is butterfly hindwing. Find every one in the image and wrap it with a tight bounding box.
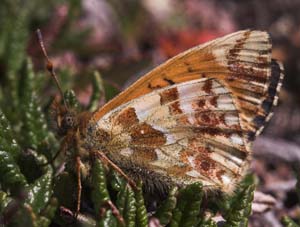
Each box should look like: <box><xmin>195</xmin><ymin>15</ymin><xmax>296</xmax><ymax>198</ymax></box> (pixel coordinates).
<box><xmin>88</xmin><ymin>78</ymin><xmax>250</xmax><ymax>192</ymax></box>
<box><xmin>87</xmin><ymin>30</ymin><xmax>284</xmax><ymax>193</ymax></box>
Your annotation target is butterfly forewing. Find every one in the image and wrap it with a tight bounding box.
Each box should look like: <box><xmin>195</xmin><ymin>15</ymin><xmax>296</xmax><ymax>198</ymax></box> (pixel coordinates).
<box><xmin>92</xmin><ymin>30</ymin><xmax>283</xmax><ymax>144</ymax></box>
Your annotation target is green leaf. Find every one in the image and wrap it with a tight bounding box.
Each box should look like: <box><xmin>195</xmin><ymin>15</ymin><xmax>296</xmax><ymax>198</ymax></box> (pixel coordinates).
<box><xmin>19</xmin><ymin>58</ymin><xmax>50</xmax><ymax>151</ymax></box>
<box><xmin>0</xmin><ymin>144</ymin><xmax>27</xmax><ymax>194</ymax></box>
<box><xmin>0</xmin><ymin>1</ymin><xmax>31</xmax><ymax>124</ymax></box>
<box><xmin>135</xmin><ymin>182</ymin><xmax>148</xmax><ymax>227</ymax></box>
<box><xmin>98</xmin><ymin>212</ymin><xmax>117</xmax><ymax>227</ymax></box>
<box><xmin>92</xmin><ymin>159</ymin><xmax>110</xmax><ymax>212</ymax></box>
<box><xmin>198</xmin><ymin>218</ymin><xmax>218</xmax><ymax>227</ymax></box>
<box><xmin>222</xmin><ymin>174</ymin><xmax>256</xmax><ymax>227</ymax></box>
<box><xmin>35</xmin><ymin>198</ymin><xmax>58</xmax><ymax>227</ymax></box>
<box><xmin>91</xmin><ymin>159</ymin><xmax>117</xmax><ymax>226</ymax></box>
<box><xmin>88</xmin><ymin>71</ymin><xmax>105</xmax><ymax>112</ymax></box>
<box><xmin>0</xmin><ymin>190</ymin><xmax>12</xmax><ymax>213</ymax></box>
<box><xmin>154</xmin><ymin>186</ymin><xmax>177</xmax><ymax>226</ymax></box>
<box><xmin>64</xmin><ymin>89</ymin><xmax>80</xmax><ymax>110</ymax></box>
<box><xmin>4</xmin><ymin>2</ymin><xmax>29</xmax><ymax>77</ymax></box>
<box><xmin>123</xmin><ymin>186</ymin><xmax>136</xmax><ymax>227</ymax></box>
<box><xmin>110</xmin><ymin>170</ymin><xmax>124</xmax><ymax>192</ymax></box>
<box><xmin>0</xmin><ymin>110</ymin><xmax>21</xmax><ymax>160</ymax></box>
<box><xmin>169</xmin><ymin>183</ymin><xmax>203</xmax><ymax>227</ymax></box>
<box><xmin>26</xmin><ymin>167</ymin><xmax>53</xmax><ymax>214</ymax></box>
<box><xmin>282</xmin><ymin>216</ymin><xmax>300</xmax><ymax>227</ymax></box>
<box><xmin>34</xmin><ymin>216</ymin><xmax>53</xmax><ymax>227</ymax></box>
<box><xmin>114</xmin><ymin>175</ymin><xmax>139</xmax><ymax>227</ymax></box>
<box><xmin>116</xmin><ymin>179</ymin><xmax>127</xmax><ymax>224</ymax></box>
<box><xmin>114</xmin><ymin>177</ymin><xmax>131</xmax><ymax>227</ymax></box>
<box><xmin>169</xmin><ymin>202</ymin><xmax>182</xmax><ymax>227</ymax></box>
<box><xmin>0</xmin><ymin>2</ymin><xmax>9</xmax><ymax>56</ymax></box>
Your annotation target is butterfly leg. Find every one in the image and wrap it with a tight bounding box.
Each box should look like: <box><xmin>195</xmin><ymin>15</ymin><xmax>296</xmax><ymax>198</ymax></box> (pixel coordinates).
<box><xmin>97</xmin><ymin>200</ymin><xmax>125</xmax><ymax>225</ymax></box>
<box><xmin>60</xmin><ymin>206</ymin><xmax>92</xmax><ymax>225</ymax></box>
<box><xmin>95</xmin><ymin>151</ymin><xmax>137</xmax><ymax>190</ymax></box>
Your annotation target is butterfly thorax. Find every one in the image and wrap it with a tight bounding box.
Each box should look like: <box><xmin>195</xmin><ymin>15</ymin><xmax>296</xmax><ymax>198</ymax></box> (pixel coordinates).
<box><xmin>84</xmin><ymin>123</ymin><xmax>112</xmax><ymax>152</ymax></box>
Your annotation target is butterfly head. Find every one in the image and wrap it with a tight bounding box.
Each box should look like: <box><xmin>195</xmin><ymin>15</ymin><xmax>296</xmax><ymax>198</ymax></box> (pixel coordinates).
<box><xmin>59</xmin><ymin>110</ymin><xmax>78</xmax><ymax>134</ymax></box>
<box><xmin>49</xmin><ymin>98</ymin><xmax>78</xmax><ymax>136</ymax></box>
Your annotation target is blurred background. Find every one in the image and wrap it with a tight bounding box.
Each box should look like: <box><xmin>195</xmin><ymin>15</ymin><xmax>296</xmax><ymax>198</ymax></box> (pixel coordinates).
<box><xmin>0</xmin><ymin>0</ymin><xmax>300</xmax><ymax>226</ymax></box>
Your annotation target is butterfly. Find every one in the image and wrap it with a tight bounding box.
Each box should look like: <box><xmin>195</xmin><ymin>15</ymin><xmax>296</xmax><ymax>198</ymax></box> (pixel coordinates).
<box><xmin>40</xmin><ymin>30</ymin><xmax>284</xmax><ymax>213</ymax></box>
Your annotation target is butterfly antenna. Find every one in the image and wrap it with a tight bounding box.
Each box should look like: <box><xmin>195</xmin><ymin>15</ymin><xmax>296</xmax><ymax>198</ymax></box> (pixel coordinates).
<box><xmin>36</xmin><ymin>28</ymin><xmax>68</xmax><ymax>109</ymax></box>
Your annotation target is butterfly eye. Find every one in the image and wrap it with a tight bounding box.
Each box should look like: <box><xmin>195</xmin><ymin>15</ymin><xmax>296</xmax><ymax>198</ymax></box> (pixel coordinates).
<box><xmin>62</xmin><ymin>113</ymin><xmax>76</xmax><ymax>129</ymax></box>
<box><xmin>66</xmin><ymin>116</ymin><xmax>73</xmax><ymax>125</ymax></box>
